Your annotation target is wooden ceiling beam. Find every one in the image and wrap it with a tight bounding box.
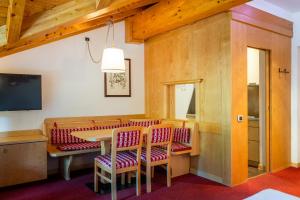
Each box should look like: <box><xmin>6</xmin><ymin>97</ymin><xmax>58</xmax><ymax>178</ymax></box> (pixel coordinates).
<box><xmin>125</xmin><ymin>0</ymin><xmax>250</xmax><ymax>42</ymax></box>
<box><xmin>96</xmin><ymin>0</ymin><xmax>114</xmax><ymax>9</ymax></box>
<box><xmin>0</xmin><ymin>8</ymin><xmax>141</xmax><ymax>58</ymax></box>
<box><xmin>0</xmin><ymin>0</ymin><xmax>159</xmax><ymax>57</ymax></box>
<box><xmin>21</xmin><ymin>0</ymin><xmax>96</xmax><ymax>39</ymax></box>
<box><xmin>6</xmin><ymin>0</ymin><xmax>26</xmax><ymax>44</ymax></box>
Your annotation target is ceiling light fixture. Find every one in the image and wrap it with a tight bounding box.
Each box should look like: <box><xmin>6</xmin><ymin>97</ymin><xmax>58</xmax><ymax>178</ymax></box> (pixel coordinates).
<box><xmin>86</xmin><ymin>19</ymin><xmax>125</xmax><ymax>73</ymax></box>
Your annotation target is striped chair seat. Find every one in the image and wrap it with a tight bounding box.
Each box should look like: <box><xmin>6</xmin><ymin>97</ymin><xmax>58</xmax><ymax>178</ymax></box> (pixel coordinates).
<box><xmin>57</xmin><ymin>142</ymin><xmax>100</xmax><ymax>151</ymax></box>
<box><xmin>160</xmin><ymin>142</ymin><xmax>192</xmax><ymax>152</ymax></box>
<box><xmin>132</xmin><ymin>147</ymin><xmax>168</xmax><ymax>162</ymax></box>
<box><xmin>95</xmin><ymin>151</ymin><xmax>138</xmax><ymax>169</ymax></box>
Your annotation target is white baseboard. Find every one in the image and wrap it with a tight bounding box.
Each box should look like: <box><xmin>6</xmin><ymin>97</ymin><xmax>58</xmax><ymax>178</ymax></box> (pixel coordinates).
<box><xmin>190</xmin><ymin>168</ymin><xmax>223</xmax><ymax>184</ymax></box>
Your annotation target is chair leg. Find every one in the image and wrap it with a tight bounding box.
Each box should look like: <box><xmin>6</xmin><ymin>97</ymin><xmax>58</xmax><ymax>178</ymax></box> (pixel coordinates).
<box><xmin>167</xmin><ymin>163</ymin><xmax>171</xmax><ymax>187</ymax></box>
<box><xmin>121</xmin><ymin>173</ymin><xmax>126</xmax><ymax>185</ymax></box>
<box><xmin>111</xmin><ymin>172</ymin><xmax>117</xmax><ymax>200</ymax></box>
<box><xmin>128</xmin><ymin>172</ymin><xmax>132</xmax><ymax>184</ymax></box>
<box><xmin>94</xmin><ymin>162</ymin><xmax>98</xmax><ymax>192</ymax></box>
<box><xmin>146</xmin><ymin>164</ymin><xmax>152</xmax><ymax>193</ymax></box>
<box><xmin>136</xmin><ymin>169</ymin><xmax>141</xmax><ymax>196</ymax></box>
<box><xmin>151</xmin><ymin>167</ymin><xmax>155</xmax><ymax>178</ymax></box>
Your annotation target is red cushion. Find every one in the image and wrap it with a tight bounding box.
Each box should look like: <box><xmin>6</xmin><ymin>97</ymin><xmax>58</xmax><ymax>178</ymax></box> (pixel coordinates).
<box><xmin>57</xmin><ymin>142</ymin><xmax>100</xmax><ymax>151</ymax></box>
<box><xmin>173</xmin><ymin>128</ymin><xmax>191</xmax><ymax>143</ymax></box>
<box><xmin>95</xmin><ymin>151</ymin><xmax>137</xmax><ymax>169</ymax></box>
<box><xmin>138</xmin><ymin>147</ymin><xmax>168</xmax><ymax>162</ymax></box>
<box><xmin>51</xmin><ymin>128</ymin><xmax>89</xmax><ymax>145</ymax></box>
<box><xmin>160</xmin><ymin>142</ymin><xmax>192</xmax><ymax>152</ymax></box>
<box><xmin>129</xmin><ymin>120</ymin><xmax>160</xmax><ymax>127</ymax></box>
<box><xmin>51</xmin><ymin>123</ymin><xmax>130</xmax><ymax>145</ymax></box>
<box><xmin>170</xmin><ymin>142</ymin><xmax>192</xmax><ymax>152</ymax></box>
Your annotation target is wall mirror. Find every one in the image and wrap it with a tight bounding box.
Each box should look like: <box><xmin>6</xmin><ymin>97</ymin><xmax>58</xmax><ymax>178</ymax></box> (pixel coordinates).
<box><xmin>163</xmin><ymin>79</ymin><xmax>202</xmax><ymax>120</ymax></box>
<box><xmin>175</xmin><ymin>84</ymin><xmax>195</xmax><ymax>120</ymax></box>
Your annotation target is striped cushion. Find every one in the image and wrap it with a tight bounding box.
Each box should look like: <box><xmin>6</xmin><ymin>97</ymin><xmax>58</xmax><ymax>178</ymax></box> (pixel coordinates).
<box><xmin>51</xmin><ymin>128</ymin><xmax>89</xmax><ymax>145</ymax></box>
<box><xmin>161</xmin><ymin>142</ymin><xmax>192</xmax><ymax>152</ymax></box>
<box><xmin>173</xmin><ymin>128</ymin><xmax>191</xmax><ymax>143</ymax></box>
<box><xmin>57</xmin><ymin>142</ymin><xmax>100</xmax><ymax>151</ymax></box>
<box><xmin>129</xmin><ymin>120</ymin><xmax>160</xmax><ymax>127</ymax></box>
<box><xmin>51</xmin><ymin>123</ymin><xmax>130</xmax><ymax>145</ymax></box>
<box><xmin>138</xmin><ymin>147</ymin><xmax>168</xmax><ymax>162</ymax></box>
<box><xmin>151</xmin><ymin>127</ymin><xmax>172</xmax><ymax>144</ymax></box>
<box><xmin>95</xmin><ymin>123</ymin><xmax>130</xmax><ymax>130</ymax></box>
<box><xmin>95</xmin><ymin>151</ymin><xmax>137</xmax><ymax>169</ymax></box>
<box><xmin>117</xmin><ymin>130</ymin><xmax>141</xmax><ymax>148</ymax></box>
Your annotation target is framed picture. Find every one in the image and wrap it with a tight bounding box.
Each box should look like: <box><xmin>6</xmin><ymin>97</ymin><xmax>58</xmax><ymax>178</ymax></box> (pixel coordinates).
<box><xmin>104</xmin><ymin>58</ymin><xmax>131</xmax><ymax>97</ymax></box>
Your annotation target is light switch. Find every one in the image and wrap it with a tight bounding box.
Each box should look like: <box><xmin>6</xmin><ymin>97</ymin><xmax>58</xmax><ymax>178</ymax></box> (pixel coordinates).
<box><xmin>237</xmin><ymin>115</ymin><xmax>244</xmax><ymax>122</ymax></box>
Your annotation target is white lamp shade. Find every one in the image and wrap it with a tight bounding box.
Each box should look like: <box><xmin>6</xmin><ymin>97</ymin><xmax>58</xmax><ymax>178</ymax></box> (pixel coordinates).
<box><xmin>101</xmin><ymin>47</ymin><xmax>125</xmax><ymax>73</ymax></box>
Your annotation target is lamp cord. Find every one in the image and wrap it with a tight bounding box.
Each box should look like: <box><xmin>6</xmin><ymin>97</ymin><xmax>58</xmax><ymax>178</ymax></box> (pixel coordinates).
<box><xmin>86</xmin><ymin>19</ymin><xmax>114</xmax><ymax>64</ymax></box>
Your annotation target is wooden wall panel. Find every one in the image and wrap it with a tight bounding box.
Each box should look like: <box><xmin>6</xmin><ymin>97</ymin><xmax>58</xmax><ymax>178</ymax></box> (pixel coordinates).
<box><xmin>145</xmin><ymin>13</ymin><xmax>232</xmax><ymax>185</ymax></box>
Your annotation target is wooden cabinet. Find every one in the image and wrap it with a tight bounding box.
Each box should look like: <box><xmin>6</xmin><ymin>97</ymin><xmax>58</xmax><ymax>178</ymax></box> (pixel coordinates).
<box><xmin>0</xmin><ymin>130</ymin><xmax>47</xmax><ymax>187</ymax></box>
<box><xmin>248</xmin><ymin>120</ymin><xmax>259</xmax><ymax>166</ymax></box>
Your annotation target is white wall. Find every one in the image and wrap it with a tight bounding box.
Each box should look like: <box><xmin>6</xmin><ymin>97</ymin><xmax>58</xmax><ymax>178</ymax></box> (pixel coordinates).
<box><xmin>247</xmin><ymin>0</ymin><xmax>300</xmax><ymax>164</ymax></box>
<box><xmin>0</xmin><ymin>21</ymin><xmax>145</xmax><ymax>132</ymax></box>
<box><xmin>247</xmin><ymin>48</ymin><xmax>260</xmax><ymax>85</ymax></box>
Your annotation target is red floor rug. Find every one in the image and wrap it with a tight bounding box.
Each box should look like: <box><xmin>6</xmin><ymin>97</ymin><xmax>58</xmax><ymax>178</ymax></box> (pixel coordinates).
<box><xmin>1</xmin><ymin>167</ymin><xmax>300</xmax><ymax>200</ymax></box>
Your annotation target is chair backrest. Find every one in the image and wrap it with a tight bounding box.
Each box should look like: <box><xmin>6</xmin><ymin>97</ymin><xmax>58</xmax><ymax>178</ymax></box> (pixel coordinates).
<box><xmin>111</xmin><ymin>126</ymin><xmax>144</xmax><ymax>170</ymax></box>
<box><xmin>146</xmin><ymin>124</ymin><xmax>173</xmax><ymax>162</ymax></box>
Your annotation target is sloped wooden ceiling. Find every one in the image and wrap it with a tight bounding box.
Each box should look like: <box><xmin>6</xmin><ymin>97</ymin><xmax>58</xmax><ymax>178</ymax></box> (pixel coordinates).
<box><xmin>0</xmin><ymin>0</ymin><xmax>249</xmax><ymax>58</ymax></box>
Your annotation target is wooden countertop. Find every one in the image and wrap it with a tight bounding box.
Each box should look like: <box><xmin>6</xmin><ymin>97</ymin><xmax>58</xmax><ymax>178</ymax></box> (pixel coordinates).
<box><xmin>0</xmin><ymin>129</ymin><xmax>48</xmax><ymax>145</ymax></box>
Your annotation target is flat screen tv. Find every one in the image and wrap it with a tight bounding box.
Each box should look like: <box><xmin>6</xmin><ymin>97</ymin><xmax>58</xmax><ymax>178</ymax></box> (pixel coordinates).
<box><xmin>0</xmin><ymin>73</ymin><xmax>42</xmax><ymax>111</ymax></box>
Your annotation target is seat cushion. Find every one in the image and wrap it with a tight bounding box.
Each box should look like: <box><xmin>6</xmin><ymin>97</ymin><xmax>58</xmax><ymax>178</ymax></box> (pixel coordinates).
<box><xmin>137</xmin><ymin>147</ymin><xmax>168</xmax><ymax>162</ymax></box>
<box><xmin>170</xmin><ymin>142</ymin><xmax>192</xmax><ymax>152</ymax></box>
<box><xmin>57</xmin><ymin>142</ymin><xmax>100</xmax><ymax>151</ymax></box>
<box><xmin>95</xmin><ymin>151</ymin><xmax>137</xmax><ymax>169</ymax></box>
<box><xmin>160</xmin><ymin>142</ymin><xmax>192</xmax><ymax>152</ymax></box>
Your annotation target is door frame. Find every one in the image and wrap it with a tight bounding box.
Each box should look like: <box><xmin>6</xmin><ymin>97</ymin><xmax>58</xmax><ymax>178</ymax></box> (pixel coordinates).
<box><xmin>247</xmin><ymin>46</ymin><xmax>271</xmax><ymax>175</ymax></box>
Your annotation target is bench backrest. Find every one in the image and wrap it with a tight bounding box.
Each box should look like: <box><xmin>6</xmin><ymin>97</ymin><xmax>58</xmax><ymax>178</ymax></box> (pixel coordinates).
<box><xmin>44</xmin><ymin>117</ymin><xmax>125</xmax><ymax>145</ymax></box>
<box><xmin>161</xmin><ymin>119</ymin><xmax>199</xmax><ymax>156</ymax></box>
<box><xmin>129</xmin><ymin>119</ymin><xmax>161</xmax><ymax>127</ymax></box>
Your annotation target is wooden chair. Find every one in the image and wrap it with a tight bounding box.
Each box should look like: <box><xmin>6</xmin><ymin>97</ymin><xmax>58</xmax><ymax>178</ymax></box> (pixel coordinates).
<box><xmin>94</xmin><ymin>126</ymin><xmax>143</xmax><ymax>200</ymax></box>
<box><xmin>134</xmin><ymin>124</ymin><xmax>173</xmax><ymax>193</ymax></box>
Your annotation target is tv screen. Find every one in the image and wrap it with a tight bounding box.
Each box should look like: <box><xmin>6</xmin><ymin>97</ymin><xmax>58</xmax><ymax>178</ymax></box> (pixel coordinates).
<box><xmin>0</xmin><ymin>73</ymin><xmax>42</xmax><ymax>111</ymax></box>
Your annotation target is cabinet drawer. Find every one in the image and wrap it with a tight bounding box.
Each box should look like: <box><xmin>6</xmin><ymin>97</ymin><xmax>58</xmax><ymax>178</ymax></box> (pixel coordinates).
<box><xmin>249</xmin><ymin>120</ymin><xmax>259</xmax><ymax>128</ymax></box>
<box><xmin>248</xmin><ymin>141</ymin><xmax>259</xmax><ymax>162</ymax></box>
<box><xmin>249</xmin><ymin>127</ymin><xmax>259</xmax><ymax>141</ymax></box>
<box><xmin>0</xmin><ymin>142</ymin><xmax>47</xmax><ymax>187</ymax></box>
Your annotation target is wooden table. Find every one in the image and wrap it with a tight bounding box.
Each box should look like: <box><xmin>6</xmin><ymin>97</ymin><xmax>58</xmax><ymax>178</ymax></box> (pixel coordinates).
<box><xmin>71</xmin><ymin>128</ymin><xmax>148</xmax><ymax>154</ymax></box>
<box><xmin>71</xmin><ymin>128</ymin><xmax>148</xmax><ymax>142</ymax></box>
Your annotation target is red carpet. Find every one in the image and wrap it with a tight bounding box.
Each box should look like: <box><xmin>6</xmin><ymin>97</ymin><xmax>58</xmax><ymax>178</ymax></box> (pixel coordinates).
<box><xmin>1</xmin><ymin>167</ymin><xmax>300</xmax><ymax>200</ymax></box>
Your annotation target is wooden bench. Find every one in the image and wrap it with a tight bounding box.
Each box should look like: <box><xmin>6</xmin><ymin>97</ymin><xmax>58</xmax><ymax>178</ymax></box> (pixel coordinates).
<box><xmin>44</xmin><ymin>118</ymin><xmax>126</xmax><ymax>180</ymax></box>
<box><xmin>127</xmin><ymin>118</ymin><xmax>199</xmax><ymax>177</ymax></box>
<box><xmin>161</xmin><ymin>119</ymin><xmax>199</xmax><ymax>177</ymax></box>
